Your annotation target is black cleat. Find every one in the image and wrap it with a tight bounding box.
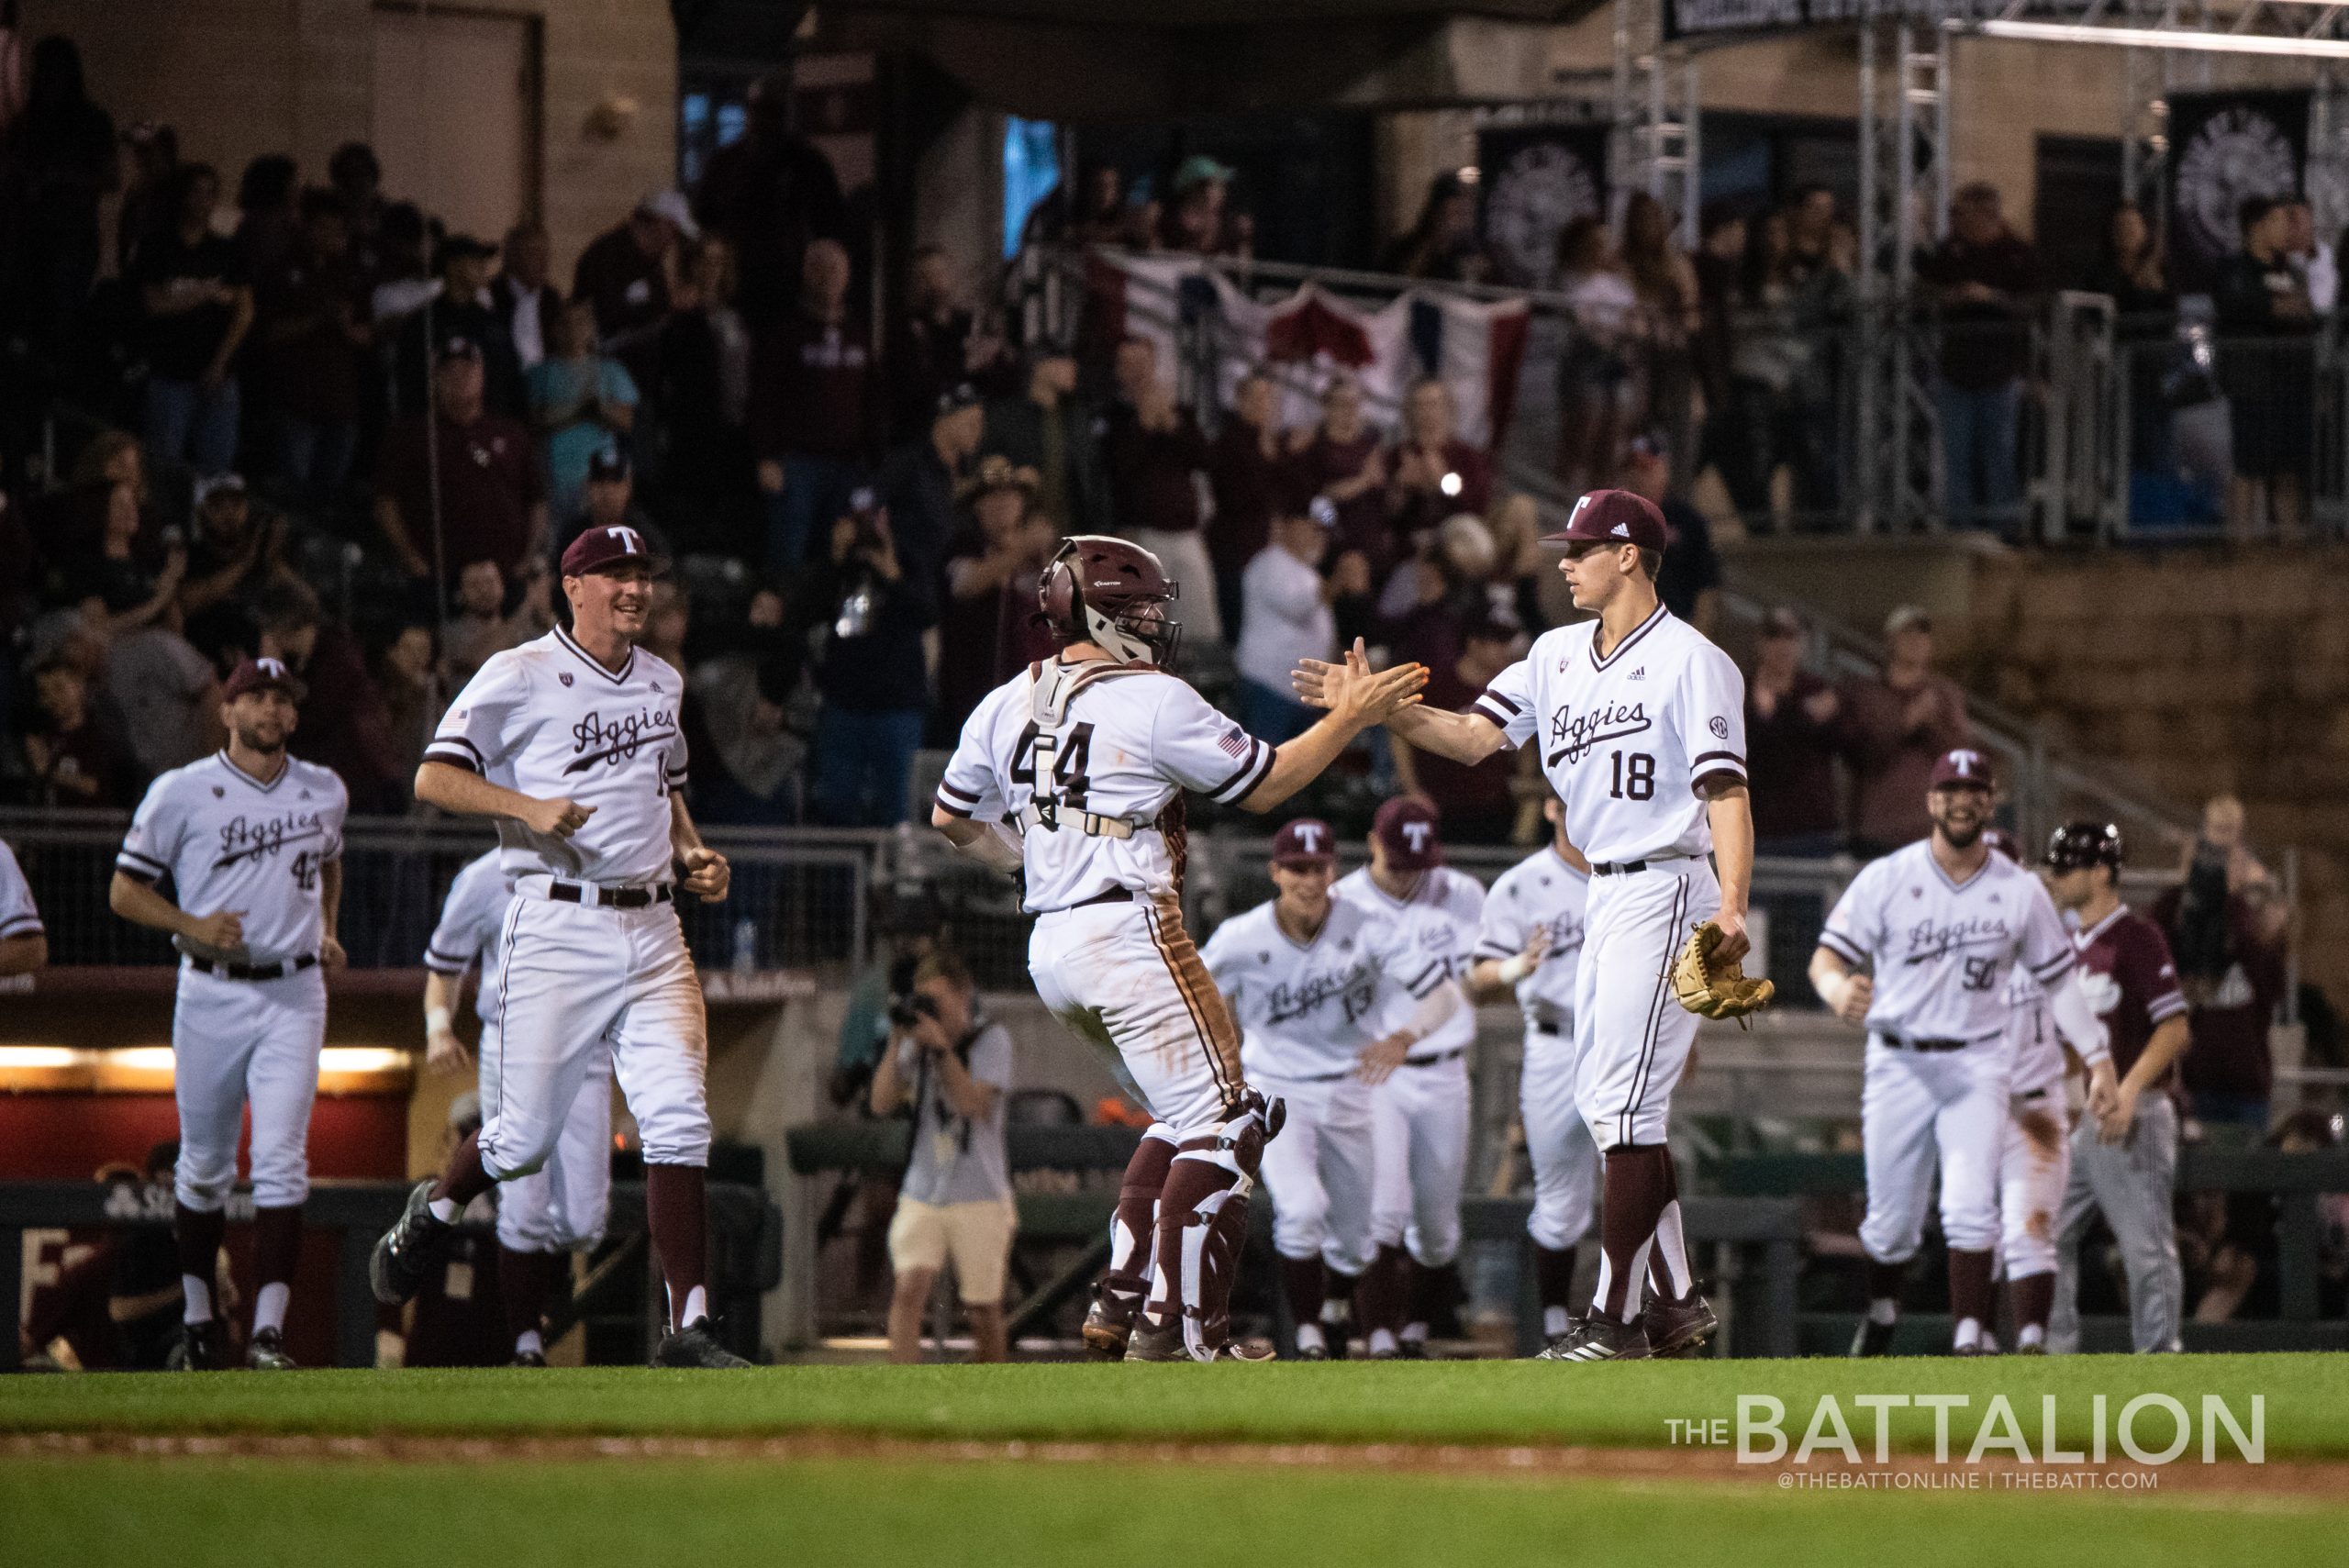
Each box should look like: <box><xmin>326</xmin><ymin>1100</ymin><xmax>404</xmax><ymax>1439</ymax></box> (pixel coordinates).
<box><xmin>1642</xmin><ymin>1292</ymin><xmax>1720</xmax><ymax>1359</ymax></box>
<box><xmin>1535</xmin><ymin>1313</ymin><xmax>1652</xmax><ymax>1362</ymax></box>
<box><xmin>652</xmin><ymin>1317</ymin><xmax>751</xmax><ymax>1368</ymax></box>
<box><xmin>370</xmin><ymin>1179</ymin><xmax>453</xmax><ymax>1307</ymax></box>
<box><xmin>1081</xmin><ymin>1284</ymin><xmax>1139</xmax><ymax>1362</ymax></box>
<box><xmin>1397</xmin><ymin>1337</ymin><xmax>1430</xmax><ymax>1361</ymax></box>
<box><xmin>510</xmin><ymin>1350</ymin><xmax>550</xmax><ymax>1368</ymax></box>
<box><xmin>1124</xmin><ymin>1316</ymin><xmax>1273</xmax><ymax>1363</ymax></box>
<box><xmin>166</xmin><ymin>1320</ymin><xmax>222</xmax><ymax>1372</ymax></box>
<box><xmin>246</xmin><ymin>1327</ymin><xmax>298</xmax><ymax>1371</ymax></box>
<box><xmin>1850</xmin><ymin>1317</ymin><xmax>1898</xmax><ymax>1357</ymax></box>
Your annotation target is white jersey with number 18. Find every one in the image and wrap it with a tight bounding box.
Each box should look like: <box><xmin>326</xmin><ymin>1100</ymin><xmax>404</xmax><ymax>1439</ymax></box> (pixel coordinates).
<box><xmin>1471</xmin><ymin>605</ymin><xmax>1746</xmax><ymax>867</ymax></box>
<box><xmin>935</xmin><ymin>656</ymin><xmax>1275</xmax><ymax>914</ymax></box>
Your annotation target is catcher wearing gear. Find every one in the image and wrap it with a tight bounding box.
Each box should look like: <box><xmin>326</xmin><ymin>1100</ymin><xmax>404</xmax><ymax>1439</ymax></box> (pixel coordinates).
<box><xmin>1672</xmin><ymin>920</ymin><xmax>1774</xmax><ymax>1025</ymax></box>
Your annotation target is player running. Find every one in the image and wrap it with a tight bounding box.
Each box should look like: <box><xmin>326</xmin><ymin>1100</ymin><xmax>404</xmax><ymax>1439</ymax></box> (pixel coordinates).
<box><xmin>109</xmin><ymin>657</ymin><xmax>350</xmax><ymax>1371</ymax></box>
<box><xmin>930</xmin><ymin>535</ymin><xmax>1426</xmax><ymax>1362</ymax></box>
<box><xmin>1300</xmin><ymin>489</ymin><xmax>1753</xmax><ymax>1362</ymax></box>
<box><xmin>370</xmin><ymin>525</ymin><xmax>749</xmax><ymax>1370</ymax></box>
<box><xmin>422</xmin><ymin>849</ymin><xmax>615</xmax><ymax>1367</ymax></box>
<box><xmin>1469</xmin><ymin>791</ymin><xmax>1598</xmax><ymax>1353</ymax></box>
<box><xmin>1336</xmin><ymin>798</ymin><xmax>1485</xmax><ymax>1357</ymax></box>
<box><xmin>1811</xmin><ymin>751</ymin><xmax>2114</xmax><ymax>1356</ymax></box>
<box><xmin>1201</xmin><ymin>817</ymin><xmax>1464</xmax><ymax>1359</ymax></box>
<box><xmin>2042</xmin><ymin>821</ymin><xmax>2193</xmax><ymax>1354</ymax></box>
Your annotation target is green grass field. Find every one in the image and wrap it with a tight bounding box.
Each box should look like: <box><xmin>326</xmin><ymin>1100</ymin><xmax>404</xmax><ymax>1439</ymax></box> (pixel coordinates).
<box><xmin>5</xmin><ymin>1355</ymin><xmax>2343</xmax><ymax>1566</ymax></box>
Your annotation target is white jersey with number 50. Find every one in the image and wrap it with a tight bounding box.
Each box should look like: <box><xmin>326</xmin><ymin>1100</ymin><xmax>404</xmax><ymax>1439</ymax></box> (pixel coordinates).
<box><xmin>1470</xmin><ymin>606</ymin><xmax>1746</xmax><ymax>866</ymax></box>
<box><xmin>1819</xmin><ymin>841</ymin><xmax>2076</xmax><ymax>1043</ymax></box>
<box><xmin>936</xmin><ymin>657</ymin><xmax>1275</xmax><ymax>913</ymax></box>
<box><xmin>116</xmin><ymin>751</ymin><xmax>350</xmax><ymax>965</ymax></box>
<box><xmin>424</xmin><ymin>627</ymin><xmax>690</xmax><ymax>886</ymax></box>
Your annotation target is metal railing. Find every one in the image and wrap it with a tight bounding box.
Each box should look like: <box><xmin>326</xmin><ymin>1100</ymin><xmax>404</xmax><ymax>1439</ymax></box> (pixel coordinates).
<box><xmin>0</xmin><ymin>811</ymin><xmax>879</xmax><ymax>979</ymax></box>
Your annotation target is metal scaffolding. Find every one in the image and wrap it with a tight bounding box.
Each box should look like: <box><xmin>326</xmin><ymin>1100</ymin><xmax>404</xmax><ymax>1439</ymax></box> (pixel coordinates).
<box><xmin>1854</xmin><ymin>15</ymin><xmax>1951</xmax><ymax>533</ymax></box>
<box><xmin>1610</xmin><ymin>0</ymin><xmax>1701</xmax><ymax>242</ymax></box>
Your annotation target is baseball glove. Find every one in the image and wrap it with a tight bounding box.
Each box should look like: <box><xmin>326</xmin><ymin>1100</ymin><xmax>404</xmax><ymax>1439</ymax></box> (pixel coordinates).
<box><xmin>1670</xmin><ymin>920</ymin><xmax>1775</xmax><ymax>1028</ymax></box>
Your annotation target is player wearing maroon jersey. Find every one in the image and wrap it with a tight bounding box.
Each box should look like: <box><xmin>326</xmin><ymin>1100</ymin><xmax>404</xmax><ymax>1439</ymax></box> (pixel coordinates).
<box><xmin>2043</xmin><ymin>822</ymin><xmax>2192</xmax><ymax>1354</ymax></box>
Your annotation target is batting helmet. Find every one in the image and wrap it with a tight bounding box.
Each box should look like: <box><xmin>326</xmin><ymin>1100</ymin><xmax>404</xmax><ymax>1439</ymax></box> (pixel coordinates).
<box><xmin>1038</xmin><ymin>534</ymin><xmax>1182</xmax><ymax>668</ymax></box>
<box><xmin>2044</xmin><ymin>820</ymin><xmax>2125</xmax><ymax>874</ymax></box>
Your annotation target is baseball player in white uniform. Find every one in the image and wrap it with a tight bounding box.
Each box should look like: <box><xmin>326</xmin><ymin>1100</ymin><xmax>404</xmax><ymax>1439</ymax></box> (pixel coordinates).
<box><xmin>1469</xmin><ymin>793</ymin><xmax>1598</xmax><ymax>1351</ymax></box>
<box><xmin>1201</xmin><ymin>818</ymin><xmax>1462</xmax><ymax>1359</ymax></box>
<box><xmin>108</xmin><ymin>656</ymin><xmax>350</xmax><ymax>1372</ymax></box>
<box><xmin>1305</xmin><ymin>489</ymin><xmax>1752</xmax><ymax>1361</ymax></box>
<box><xmin>1811</xmin><ymin>751</ymin><xmax>2114</xmax><ymax>1356</ymax></box>
<box><xmin>423</xmin><ymin>849</ymin><xmax>615</xmax><ymax>1366</ymax></box>
<box><xmin>930</xmin><ymin>535</ymin><xmax>1426</xmax><ymax>1362</ymax></box>
<box><xmin>1338</xmin><ymin>797</ymin><xmax>1485</xmax><ymax>1357</ymax></box>
<box><xmin>0</xmin><ymin>838</ymin><xmax>45</xmax><ymax>976</ymax></box>
<box><xmin>370</xmin><ymin>524</ymin><xmax>749</xmax><ymax>1369</ymax></box>
<box><xmin>1981</xmin><ymin>828</ymin><xmax>2112</xmax><ymax>1353</ymax></box>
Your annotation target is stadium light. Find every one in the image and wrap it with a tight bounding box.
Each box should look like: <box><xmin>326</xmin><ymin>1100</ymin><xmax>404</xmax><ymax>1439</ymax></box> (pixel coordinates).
<box><xmin>1972</xmin><ymin>18</ymin><xmax>2349</xmax><ymax>58</ymax></box>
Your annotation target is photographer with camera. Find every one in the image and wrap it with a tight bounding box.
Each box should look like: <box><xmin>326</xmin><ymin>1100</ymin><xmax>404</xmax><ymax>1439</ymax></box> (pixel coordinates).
<box><xmin>869</xmin><ymin>952</ymin><xmax>1018</xmax><ymax>1363</ymax></box>
<box><xmin>785</xmin><ymin>483</ymin><xmax>941</xmax><ymax>827</ymax></box>
<box><xmin>2153</xmin><ymin>795</ymin><xmax>2292</xmax><ymax>1131</ymax></box>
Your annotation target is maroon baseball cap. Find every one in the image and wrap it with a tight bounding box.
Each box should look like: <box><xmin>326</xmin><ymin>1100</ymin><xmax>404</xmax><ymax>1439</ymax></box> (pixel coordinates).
<box><xmin>1540</xmin><ymin>488</ymin><xmax>1671</xmax><ymax>552</ymax></box>
<box><xmin>1371</xmin><ymin>796</ymin><xmax>1444</xmax><ymax>872</ymax></box>
<box><xmin>1270</xmin><ymin>818</ymin><xmax>1337</xmax><ymax>866</ymax></box>
<box><xmin>561</xmin><ymin>522</ymin><xmax>659</xmax><ymax>578</ymax></box>
<box><xmin>222</xmin><ymin>655</ymin><xmax>305</xmax><ymax>703</ymax></box>
<box><xmin>1929</xmin><ymin>748</ymin><xmax>1996</xmax><ymax>791</ymax></box>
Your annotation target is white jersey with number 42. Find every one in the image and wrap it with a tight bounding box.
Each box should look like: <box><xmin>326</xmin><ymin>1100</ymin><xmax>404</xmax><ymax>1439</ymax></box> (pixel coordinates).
<box><xmin>424</xmin><ymin>627</ymin><xmax>690</xmax><ymax>886</ymax></box>
<box><xmin>116</xmin><ymin>751</ymin><xmax>350</xmax><ymax>965</ymax></box>
<box><xmin>1471</xmin><ymin>605</ymin><xmax>1746</xmax><ymax>866</ymax></box>
<box><xmin>936</xmin><ymin>657</ymin><xmax>1275</xmax><ymax>913</ymax></box>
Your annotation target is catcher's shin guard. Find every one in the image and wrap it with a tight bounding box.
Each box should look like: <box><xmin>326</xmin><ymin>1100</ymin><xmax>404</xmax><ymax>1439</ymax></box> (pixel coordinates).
<box><xmin>1138</xmin><ymin>1092</ymin><xmax>1279</xmax><ymax>1361</ymax></box>
<box><xmin>1086</xmin><ymin>1124</ymin><xmax>1177</xmax><ymax>1359</ymax></box>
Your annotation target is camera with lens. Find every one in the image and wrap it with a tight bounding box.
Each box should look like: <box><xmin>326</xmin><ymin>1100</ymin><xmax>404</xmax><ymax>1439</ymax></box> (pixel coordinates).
<box><xmin>887</xmin><ymin>991</ymin><xmax>941</xmax><ymax>1031</ymax></box>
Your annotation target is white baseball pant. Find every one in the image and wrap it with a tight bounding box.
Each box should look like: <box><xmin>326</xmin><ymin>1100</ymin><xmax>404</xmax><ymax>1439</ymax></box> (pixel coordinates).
<box><xmin>1858</xmin><ymin>1038</ymin><xmax>2007</xmax><ymax>1262</ymax></box>
<box><xmin>482</xmin><ymin>1018</ymin><xmax>615</xmax><ymax>1253</ymax></box>
<box><xmin>1368</xmin><ymin>1055</ymin><xmax>1470</xmax><ymax>1268</ymax></box>
<box><xmin>171</xmin><ymin>963</ymin><xmax>326</xmax><ymax>1211</ymax></box>
<box><xmin>1028</xmin><ymin>895</ymin><xmax>1242</xmax><ymax>1140</ymax></box>
<box><xmin>480</xmin><ymin>893</ymin><xmax>709</xmax><ymax>1180</ymax></box>
<box><xmin>1253</xmin><ymin>1071</ymin><xmax>1378</xmax><ymax>1278</ymax></box>
<box><xmin>1997</xmin><ymin>1088</ymin><xmax>2070</xmax><ymax>1280</ymax></box>
<box><xmin>1575</xmin><ymin>857</ymin><xmax>1720</xmax><ymax>1151</ymax></box>
<box><xmin>1520</xmin><ymin>1027</ymin><xmax>1600</xmax><ymax>1251</ymax></box>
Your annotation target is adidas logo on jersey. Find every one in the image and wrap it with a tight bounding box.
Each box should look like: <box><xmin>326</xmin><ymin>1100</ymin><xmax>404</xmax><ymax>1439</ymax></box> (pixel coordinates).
<box><xmin>1628</xmin><ymin>667</ymin><xmax>1645</xmax><ymax>681</ymax></box>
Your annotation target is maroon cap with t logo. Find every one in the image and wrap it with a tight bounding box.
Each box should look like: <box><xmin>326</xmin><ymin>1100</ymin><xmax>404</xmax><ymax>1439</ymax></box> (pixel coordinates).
<box><xmin>561</xmin><ymin>523</ymin><xmax>658</xmax><ymax>577</ymax></box>
<box><xmin>1540</xmin><ymin>488</ymin><xmax>1670</xmax><ymax>552</ymax></box>
<box><xmin>1372</xmin><ymin>797</ymin><xmax>1445</xmax><ymax>872</ymax></box>
<box><xmin>1928</xmin><ymin>749</ymin><xmax>1996</xmax><ymax>790</ymax></box>
<box><xmin>222</xmin><ymin>656</ymin><xmax>306</xmax><ymax>703</ymax></box>
<box><xmin>1270</xmin><ymin>818</ymin><xmax>1336</xmax><ymax>866</ymax></box>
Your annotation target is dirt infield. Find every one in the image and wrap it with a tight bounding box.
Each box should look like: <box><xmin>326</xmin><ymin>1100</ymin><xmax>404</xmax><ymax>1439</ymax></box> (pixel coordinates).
<box><xmin>9</xmin><ymin>1429</ymin><xmax>2342</xmax><ymax>1502</ymax></box>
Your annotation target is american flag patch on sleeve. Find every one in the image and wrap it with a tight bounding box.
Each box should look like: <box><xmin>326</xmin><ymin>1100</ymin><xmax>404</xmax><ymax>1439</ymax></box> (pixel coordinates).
<box><xmin>1218</xmin><ymin>727</ymin><xmax>1251</xmax><ymax>760</ymax></box>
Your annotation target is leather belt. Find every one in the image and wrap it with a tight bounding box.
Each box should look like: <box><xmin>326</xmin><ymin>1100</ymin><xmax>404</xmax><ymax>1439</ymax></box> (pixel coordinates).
<box><xmin>1042</xmin><ymin>886</ymin><xmax>1134</xmax><ymax>915</ymax></box>
<box><xmin>1403</xmin><ymin>1046</ymin><xmax>1467</xmax><ymax>1068</ymax></box>
<box><xmin>1875</xmin><ymin>1031</ymin><xmax>1980</xmax><ymax>1053</ymax></box>
<box><xmin>1590</xmin><ymin>853</ymin><xmax>1697</xmax><ymax>877</ymax></box>
<box><xmin>538</xmin><ymin>879</ymin><xmax>674</xmax><ymax>909</ymax></box>
<box><xmin>1529</xmin><ymin>1020</ymin><xmax>1570</xmax><ymax>1039</ymax></box>
<box><xmin>190</xmin><ymin>953</ymin><xmax>317</xmax><ymax>982</ymax></box>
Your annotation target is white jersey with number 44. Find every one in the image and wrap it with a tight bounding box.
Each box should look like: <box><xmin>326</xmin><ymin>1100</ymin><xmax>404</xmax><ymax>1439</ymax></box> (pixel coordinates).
<box><xmin>1471</xmin><ymin>606</ymin><xmax>1746</xmax><ymax>866</ymax></box>
<box><xmin>424</xmin><ymin>627</ymin><xmax>691</xmax><ymax>886</ymax></box>
<box><xmin>936</xmin><ymin>657</ymin><xmax>1275</xmax><ymax>913</ymax></box>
